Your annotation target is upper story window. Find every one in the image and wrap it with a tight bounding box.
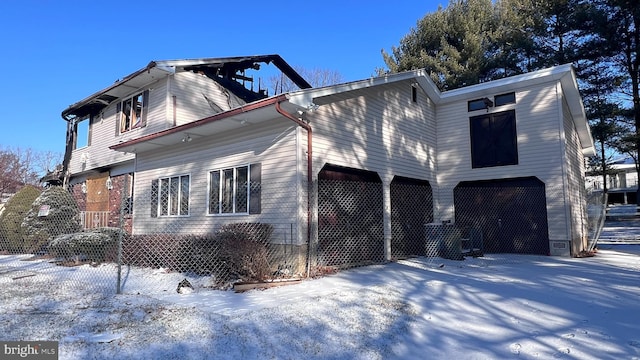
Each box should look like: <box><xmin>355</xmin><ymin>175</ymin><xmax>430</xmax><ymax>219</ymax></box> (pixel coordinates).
<box><xmin>468</xmin><ymin>92</ymin><xmax>516</xmax><ymax>112</ymax></box>
<box><xmin>468</xmin><ymin>97</ymin><xmax>494</xmax><ymax>112</ymax></box>
<box><xmin>470</xmin><ymin>110</ymin><xmax>518</xmax><ymax>168</ymax></box>
<box><xmin>74</xmin><ymin>117</ymin><xmax>91</xmax><ymax>149</ymax></box>
<box><xmin>117</xmin><ymin>90</ymin><xmax>149</xmax><ymax>134</ymax></box>
<box><xmin>208</xmin><ymin>163</ymin><xmax>261</xmax><ymax>215</ymax></box>
<box><xmin>495</xmin><ymin>92</ymin><xmax>516</xmax><ymax>107</ymax></box>
<box><xmin>151</xmin><ymin>174</ymin><xmax>190</xmax><ymax>217</ymax></box>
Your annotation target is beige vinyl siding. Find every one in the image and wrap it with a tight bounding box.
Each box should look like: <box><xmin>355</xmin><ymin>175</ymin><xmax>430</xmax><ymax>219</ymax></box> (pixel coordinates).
<box><xmin>563</xmin><ymin>98</ymin><xmax>589</xmax><ymax>253</ymax></box>
<box><xmin>171</xmin><ymin>71</ymin><xmax>246</xmax><ymax>127</ymax></box>
<box><xmin>132</xmin><ymin>119</ymin><xmax>302</xmax><ymax>244</ymax></box>
<box><xmin>69</xmin><ymin>79</ymin><xmax>167</xmax><ymax>175</ymax></box>
<box><xmin>69</xmin><ymin>105</ymin><xmax>134</xmax><ymax>174</ymax></box>
<box><xmin>309</xmin><ymin>80</ymin><xmax>437</xmax><ymax>184</ymax></box>
<box><xmin>436</xmin><ymin>82</ymin><xmax>570</xmax><ymax>241</ymax></box>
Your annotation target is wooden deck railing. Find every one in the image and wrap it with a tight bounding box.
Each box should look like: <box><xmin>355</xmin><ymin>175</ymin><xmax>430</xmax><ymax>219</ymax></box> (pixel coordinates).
<box><xmin>80</xmin><ymin>211</ymin><xmax>110</xmax><ymax>229</ymax></box>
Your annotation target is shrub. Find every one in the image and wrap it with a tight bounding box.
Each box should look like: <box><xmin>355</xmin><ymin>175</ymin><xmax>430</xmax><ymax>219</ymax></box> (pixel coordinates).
<box><xmin>120</xmin><ymin>223</ymin><xmax>274</xmax><ymax>287</ymax></box>
<box><xmin>216</xmin><ymin>223</ymin><xmax>274</xmax><ymax>282</ymax></box>
<box><xmin>0</xmin><ymin>185</ymin><xmax>42</xmax><ymax>253</ymax></box>
<box><xmin>48</xmin><ymin>227</ymin><xmax>124</xmax><ymax>263</ymax></box>
<box><xmin>21</xmin><ymin>186</ymin><xmax>81</xmax><ymax>254</ymax></box>
<box><xmin>185</xmin><ymin>235</ymin><xmax>224</xmax><ymax>276</ymax></box>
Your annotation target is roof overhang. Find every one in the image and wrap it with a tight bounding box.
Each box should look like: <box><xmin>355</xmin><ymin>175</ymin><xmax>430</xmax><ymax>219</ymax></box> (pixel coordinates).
<box><xmin>61</xmin><ymin>63</ymin><xmax>173</xmax><ymax>121</ymax></box>
<box><xmin>61</xmin><ymin>54</ymin><xmax>310</xmax><ymax>122</ymax></box>
<box><xmin>110</xmin><ymin>95</ymin><xmax>289</xmax><ymax>154</ymax></box>
<box><xmin>287</xmin><ymin>69</ymin><xmax>441</xmax><ymax>108</ymax></box>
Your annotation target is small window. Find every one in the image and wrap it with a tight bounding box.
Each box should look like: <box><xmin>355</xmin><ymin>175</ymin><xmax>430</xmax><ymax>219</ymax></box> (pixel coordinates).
<box><xmin>411</xmin><ymin>85</ymin><xmax>418</xmax><ymax>103</ymax></box>
<box><xmin>495</xmin><ymin>92</ymin><xmax>516</xmax><ymax>107</ymax></box>
<box><xmin>470</xmin><ymin>110</ymin><xmax>518</xmax><ymax>168</ymax></box>
<box><xmin>117</xmin><ymin>90</ymin><xmax>149</xmax><ymax>134</ymax></box>
<box><xmin>209</xmin><ymin>163</ymin><xmax>261</xmax><ymax>215</ymax></box>
<box><xmin>151</xmin><ymin>174</ymin><xmax>190</xmax><ymax>217</ymax></box>
<box><xmin>468</xmin><ymin>97</ymin><xmax>493</xmax><ymax>112</ymax></box>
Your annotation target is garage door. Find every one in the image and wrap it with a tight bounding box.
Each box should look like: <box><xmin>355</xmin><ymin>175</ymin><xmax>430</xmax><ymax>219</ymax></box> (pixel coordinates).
<box><xmin>454</xmin><ymin>177</ymin><xmax>549</xmax><ymax>255</ymax></box>
<box><xmin>317</xmin><ymin>164</ymin><xmax>384</xmax><ymax>267</ymax></box>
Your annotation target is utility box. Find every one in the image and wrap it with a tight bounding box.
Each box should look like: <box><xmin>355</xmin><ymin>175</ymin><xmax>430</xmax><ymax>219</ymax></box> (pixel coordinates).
<box><xmin>425</xmin><ymin>223</ymin><xmax>464</xmax><ymax>260</ymax></box>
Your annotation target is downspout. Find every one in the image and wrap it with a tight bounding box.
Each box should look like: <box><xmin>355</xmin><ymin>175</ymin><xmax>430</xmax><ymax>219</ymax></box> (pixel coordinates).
<box><xmin>275</xmin><ymin>100</ymin><xmax>313</xmax><ymax>277</ymax></box>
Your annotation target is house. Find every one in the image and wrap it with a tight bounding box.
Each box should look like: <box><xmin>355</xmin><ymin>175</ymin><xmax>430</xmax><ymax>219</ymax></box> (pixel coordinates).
<box><xmin>586</xmin><ymin>156</ymin><xmax>639</xmax><ymax>205</ymax></box>
<box><xmin>59</xmin><ymin>55</ymin><xmax>594</xmax><ymax>272</ymax></box>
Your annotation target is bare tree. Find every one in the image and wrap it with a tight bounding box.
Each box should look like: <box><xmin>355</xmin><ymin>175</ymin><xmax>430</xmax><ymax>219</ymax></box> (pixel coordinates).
<box><xmin>269</xmin><ymin>66</ymin><xmax>344</xmax><ymax>94</ymax></box>
<box><xmin>0</xmin><ymin>146</ymin><xmax>63</xmax><ymax>194</ymax></box>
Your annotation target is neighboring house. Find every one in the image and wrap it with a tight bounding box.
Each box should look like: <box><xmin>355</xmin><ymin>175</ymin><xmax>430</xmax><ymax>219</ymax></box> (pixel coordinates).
<box><xmin>586</xmin><ymin>156</ymin><xmax>639</xmax><ymax>205</ymax></box>
<box><xmin>58</xmin><ymin>55</ymin><xmax>594</xmax><ymax>266</ymax></box>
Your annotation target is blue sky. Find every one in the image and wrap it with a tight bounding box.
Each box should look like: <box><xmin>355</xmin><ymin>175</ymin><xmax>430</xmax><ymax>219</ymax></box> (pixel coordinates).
<box><xmin>0</xmin><ymin>0</ymin><xmax>442</xmax><ymax>155</ymax></box>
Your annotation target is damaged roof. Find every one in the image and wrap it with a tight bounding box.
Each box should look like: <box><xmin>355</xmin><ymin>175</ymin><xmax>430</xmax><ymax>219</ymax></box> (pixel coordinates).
<box><xmin>61</xmin><ymin>54</ymin><xmax>312</xmax><ymax>121</ymax></box>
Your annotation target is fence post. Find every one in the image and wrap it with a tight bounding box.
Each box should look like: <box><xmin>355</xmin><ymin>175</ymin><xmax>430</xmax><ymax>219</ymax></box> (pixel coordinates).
<box><xmin>116</xmin><ymin>175</ymin><xmax>126</xmax><ymax>294</ymax></box>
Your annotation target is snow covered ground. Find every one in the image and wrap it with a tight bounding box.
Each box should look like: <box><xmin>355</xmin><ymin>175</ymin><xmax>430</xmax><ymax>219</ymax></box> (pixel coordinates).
<box><xmin>1</xmin><ymin>236</ymin><xmax>639</xmax><ymax>359</ymax></box>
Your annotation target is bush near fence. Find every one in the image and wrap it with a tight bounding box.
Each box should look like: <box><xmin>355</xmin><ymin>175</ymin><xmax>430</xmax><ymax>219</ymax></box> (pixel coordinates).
<box><xmin>121</xmin><ymin>223</ymin><xmax>275</xmax><ymax>288</ymax></box>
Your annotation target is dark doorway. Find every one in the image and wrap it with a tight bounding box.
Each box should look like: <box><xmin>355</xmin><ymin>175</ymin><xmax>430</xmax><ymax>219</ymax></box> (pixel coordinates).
<box><xmin>454</xmin><ymin>177</ymin><xmax>549</xmax><ymax>255</ymax></box>
<box><xmin>317</xmin><ymin>164</ymin><xmax>384</xmax><ymax>267</ymax></box>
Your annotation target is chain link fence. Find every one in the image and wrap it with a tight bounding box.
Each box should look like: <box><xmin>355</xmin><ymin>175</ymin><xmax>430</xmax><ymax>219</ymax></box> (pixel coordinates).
<box><xmin>586</xmin><ymin>190</ymin><xmax>607</xmax><ymax>252</ymax></box>
<box><xmin>0</xmin><ymin>175</ymin><xmax>598</xmax><ymax>294</ymax></box>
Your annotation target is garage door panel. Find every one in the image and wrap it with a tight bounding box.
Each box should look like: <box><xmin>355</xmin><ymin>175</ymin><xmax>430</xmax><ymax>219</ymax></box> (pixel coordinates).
<box><xmin>454</xmin><ymin>177</ymin><xmax>549</xmax><ymax>255</ymax></box>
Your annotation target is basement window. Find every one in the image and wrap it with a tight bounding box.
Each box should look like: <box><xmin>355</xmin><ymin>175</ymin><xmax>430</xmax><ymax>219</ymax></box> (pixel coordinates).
<box><xmin>117</xmin><ymin>90</ymin><xmax>149</xmax><ymax>134</ymax></box>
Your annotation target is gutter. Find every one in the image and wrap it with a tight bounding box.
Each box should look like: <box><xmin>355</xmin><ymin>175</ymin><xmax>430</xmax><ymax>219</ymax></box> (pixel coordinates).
<box><xmin>275</xmin><ymin>100</ymin><xmax>314</xmax><ymax>277</ymax></box>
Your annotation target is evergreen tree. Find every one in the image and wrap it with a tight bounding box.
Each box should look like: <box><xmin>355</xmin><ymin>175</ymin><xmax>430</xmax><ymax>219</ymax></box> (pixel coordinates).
<box><xmin>21</xmin><ymin>186</ymin><xmax>81</xmax><ymax>254</ymax></box>
<box><xmin>382</xmin><ymin>0</ymin><xmax>495</xmax><ymax>90</ymax></box>
<box><xmin>0</xmin><ymin>185</ymin><xmax>41</xmax><ymax>253</ymax></box>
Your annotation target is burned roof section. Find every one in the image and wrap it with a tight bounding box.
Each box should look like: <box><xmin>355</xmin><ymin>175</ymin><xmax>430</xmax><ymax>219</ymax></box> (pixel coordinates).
<box><xmin>61</xmin><ymin>54</ymin><xmax>311</xmax><ymax>122</ymax></box>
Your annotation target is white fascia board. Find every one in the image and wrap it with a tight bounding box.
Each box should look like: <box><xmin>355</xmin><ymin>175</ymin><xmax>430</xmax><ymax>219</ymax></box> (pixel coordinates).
<box><xmin>287</xmin><ymin>69</ymin><xmax>442</xmax><ymax>108</ymax></box>
<box><xmin>559</xmin><ymin>69</ymin><xmax>595</xmax><ymax>156</ymax></box>
<box><xmin>439</xmin><ymin>64</ymin><xmax>574</xmax><ymax>103</ymax></box>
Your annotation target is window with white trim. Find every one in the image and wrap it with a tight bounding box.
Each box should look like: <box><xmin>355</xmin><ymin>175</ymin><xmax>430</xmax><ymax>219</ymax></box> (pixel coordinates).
<box><xmin>208</xmin><ymin>163</ymin><xmax>261</xmax><ymax>215</ymax></box>
<box><xmin>151</xmin><ymin>174</ymin><xmax>190</xmax><ymax>217</ymax></box>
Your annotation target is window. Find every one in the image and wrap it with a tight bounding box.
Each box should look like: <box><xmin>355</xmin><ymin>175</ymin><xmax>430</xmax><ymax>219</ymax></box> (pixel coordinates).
<box><xmin>151</xmin><ymin>174</ymin><xmax>190</xmax><ymax>217</ymax></box>
<box><xmin>468</xmin><ymin>97</ymin><xmax>493</xmax><ymax>112</ymax></box>
<box><xmin>117</xmin><ymin>90</ymin><xmax>149</xmax><ymax>134</ymax></box>
<box><xmin>209</xmin><ymin>163</ymin><xmax>261</xmax><ymax>215</ymax></box>
<box><xmin>495</xmin><ymin>92</ymin><xmax>516</xmax><ymax>107</ymax></box>
<box><xmin>470</xmin><ymin>110</ymin><xmax>518</xmax><ymax>168</ymax></box>
<box><xmin>74</xmin><ymin>117</ymin><xmax>90</xmax><ymax>149</ymax></box>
